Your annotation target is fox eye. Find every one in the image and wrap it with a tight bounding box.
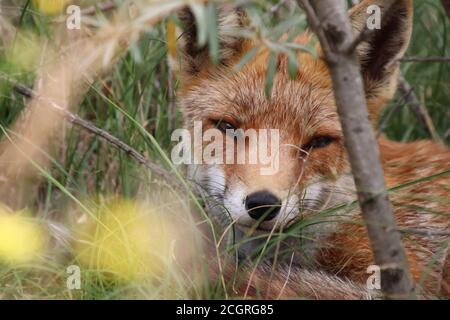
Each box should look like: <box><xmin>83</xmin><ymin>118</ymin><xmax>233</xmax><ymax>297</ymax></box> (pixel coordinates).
<box><xmin>213</xmin><ymin>120</ymin><xmax>236</xmax><ymax>133</ymax></box>
<box><xmin>303</xmin><ymin>136</ymin><xmax>335</xmax><ymax>150</ymax></box>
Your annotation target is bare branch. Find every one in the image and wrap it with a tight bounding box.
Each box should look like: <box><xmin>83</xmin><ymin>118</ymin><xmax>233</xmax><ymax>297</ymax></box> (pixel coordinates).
<box><xmin>397</xmin><ymin>75</ymin><xmax>441</xmax><ymax>142</ymax></box>
<box><xmin>343</xmin><ymin>24</ymin><xmax>374</xmax><ymax>54</ymax></box>
<box><xmin>400</xmin><ymin>56</ymin><xmax>450</xmax><ymax>63</ymax></box>
<box><xmin>298</xmin><ymin>0</ymin><xmax>415</xmax><ymax>299</ymax></box>
<box><xmin>297</xmin><ymin>0</ymin><xmax>337</xmax><ymax>62</ymax></box>
<box><xmin>377</xmin><ymin>89</ymin><xmax>411</xmax><ymax>137</ymax></box>
<box><xmin>397</xmin><ymin>227</ymin><xmax>450</xmax><ymax>237</ymax></box>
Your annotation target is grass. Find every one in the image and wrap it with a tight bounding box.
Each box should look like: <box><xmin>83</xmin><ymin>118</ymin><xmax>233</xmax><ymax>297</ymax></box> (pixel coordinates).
<box><xmin>382</xmin><ymin>0</ymin><xmax>450</xmax><ymax>143</ymax></box>
<box><xmin>0</xmin><ymin>0</ymin><xmax>448</xmax><ymax>299</ymax></box>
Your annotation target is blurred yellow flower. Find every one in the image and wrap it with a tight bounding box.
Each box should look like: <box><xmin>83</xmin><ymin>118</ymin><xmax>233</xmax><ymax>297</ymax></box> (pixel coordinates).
<box><xmin>33</xmin><ymin>0</ymin><xmax>68</xmax><ymax>15</ymax></box>
<box><xmin>0</xmin><ymin>210</ymin><xmax>45</xmax><ymax>264</ymax></box>
<box><xmin>75</xmin><ymin>199</ymin><xmax>177</xmax><ymax>282</ymax></box>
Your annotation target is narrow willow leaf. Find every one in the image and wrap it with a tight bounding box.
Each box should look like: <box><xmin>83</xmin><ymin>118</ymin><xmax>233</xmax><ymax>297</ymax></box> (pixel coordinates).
<box><xmin>233</xmin><ymin>47</ymin><xmax>258</xmax><ymax>71</ymax></box>
<box><xmin>285</xmin><ymin>42</ymin><xmax>317</xmax><ymax>57</ymax></box>
<box><xmin>287</xmin><ymin>26</ymin><xmax>304</xmax><ymax>42</ymax></box>
<box><xmin>207</xmin><ymin>3</ymin><xmax>219</xmax><ymax>64</ymax></box>
<box><xmin>130</xmin><ymin>41</ymin><xmax>143</xmax><ymax>64</ymax></box>
<box><xmin>286</xmin><ymin>49</ymin><xmax>298</xmax><ymax>79</ymax></box>
<box><xmin>189</xmin><ymin>2</ymin><xmax>207</xmax><ymax>47</ymax></box>
<box><xmin>265</xmin><ymin>52</ymin><xmax>278</xmax><ymax>98</ymax></box>
<box><xmin>271</xmin><ymin>16</ymin><xmax>304</xmax><ymax>40</ymax></box>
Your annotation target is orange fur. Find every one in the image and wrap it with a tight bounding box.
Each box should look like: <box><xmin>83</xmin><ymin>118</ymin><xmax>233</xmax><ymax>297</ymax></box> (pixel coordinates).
<box><xmin>173</xmin><ymin>0</ymin><xmax>449</xmax><ymax>298</ymax></box>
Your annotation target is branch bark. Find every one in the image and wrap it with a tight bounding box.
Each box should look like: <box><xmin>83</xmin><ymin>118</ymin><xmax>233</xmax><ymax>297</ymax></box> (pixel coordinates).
<box><xmin>400</xmin><ymin>56</ymin><xmax>450</xmax><ymax>62</ymax></box>
<box><xmin>298</xmin><ymin>0</ymin><xmax>415</xmax><ymax>299</ymax></box>
<box><xmin>397</xmin><ymin>74</ymin><xmax>441</xmax><ymax>141</ymax></box>
<box><xmin>12</xmin><ymin>82</ymin><xmax>178</xmax><ymax>186</ymax></box>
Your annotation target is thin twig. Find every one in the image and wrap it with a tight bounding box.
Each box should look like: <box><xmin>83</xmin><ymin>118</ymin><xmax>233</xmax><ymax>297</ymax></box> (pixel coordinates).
<box><xmin>297</xmin><ymin>0</ymin><xmax>337</xmax><ymax>63</ymax></box>
<box><xmin>299</xmin><ymin>0</ymin><xmax>414</xmax><ymax>299</ymax></box>
<box><xmin>397</xmin><ymin>74</ymin><xmax>441</xmax><ymax>141</ymax></box>
<box><xmin>167</xmin><ymin>67</ymin><xmax>176</xmax><ymax>132</ymax></box>
<box><xmin>398</xmin><ymin>227</ymin><xmax>450</xmax><ymax>237</ymax></box>
<box><xmin>400</xmin><ymin>56</ymin><xmax>450</xmax><ymax>63</ymax></box>
<box><xmin>12</xmin><ymin>82</ymin><xmax>177</xmax><ymax>185</ymax></box>
<box><xmin>377</xmin><ymin>88</ymin><xmax>412</xmax><ymax>137</ymax></box>
<box><xmin>344</xmin><ymin>24</ymin><xmax>374</xmax><ymax>54</ymax></box>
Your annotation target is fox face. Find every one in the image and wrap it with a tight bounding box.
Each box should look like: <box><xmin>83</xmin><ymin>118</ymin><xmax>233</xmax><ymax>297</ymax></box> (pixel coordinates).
<box><xmin>171</xmin><ymin>0</ymin><xmax>413</xmax><ymax>233</ymax></box>
<box><xmin>180</xmin><ymin>56</ymin><xmax>354</xmax><ymax>232</ymax></box>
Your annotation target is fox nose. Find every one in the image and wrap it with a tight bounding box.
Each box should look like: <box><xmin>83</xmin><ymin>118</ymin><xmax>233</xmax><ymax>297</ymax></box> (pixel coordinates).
<box><xmin>245</xmin><ymin>191</ymin><xmax>281</xmax><ymax>221</ymax></box>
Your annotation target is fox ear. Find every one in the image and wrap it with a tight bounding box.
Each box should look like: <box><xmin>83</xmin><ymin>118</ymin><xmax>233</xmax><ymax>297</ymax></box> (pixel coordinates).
<box><xmin>349</xmin><ymin>0</ymin><xmax>413</xmax><ymax>118</ymax></box>
<box><xmin>169</xmin><ymin>5</ymin><xmax>249</xmax><ymax>78</ymax></box>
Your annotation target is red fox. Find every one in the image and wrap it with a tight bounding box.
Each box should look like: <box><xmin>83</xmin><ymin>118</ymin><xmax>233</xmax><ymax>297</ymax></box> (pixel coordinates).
<box><xmin>170</xmin><ymin>0</ymin><xmax>449</xmax><ymax>298</ymax></box>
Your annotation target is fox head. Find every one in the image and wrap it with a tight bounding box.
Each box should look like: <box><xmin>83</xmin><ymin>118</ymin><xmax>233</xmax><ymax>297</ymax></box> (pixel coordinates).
<box><xmin>170</xmin><ymin>0</ymin><xmax>413</xmax><ymax>232</ymax></box>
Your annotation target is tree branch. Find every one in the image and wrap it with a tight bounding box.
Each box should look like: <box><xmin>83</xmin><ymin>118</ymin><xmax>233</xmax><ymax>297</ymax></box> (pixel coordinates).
<box><xmin>400</xmin><ymin>56</ymin><xmax>450</xmax><ymax>63</ymax></box>
<box><xmin>343</xmin><ymin>24</ymin><xmax>374</xmax><ymax>54</ymax></box>
<box><xmin>377</xmin><ymin>88</ymin><xmax>411</xmax><ymax>137</ymax></box>
<box><xmin>298</xmin><ymin>0</ymin><xmax>415</xmax><ymax>299</ymax></box>
<box><xmin>12</xmin><ymin>82</ymin><xmax>177</xmax><ymax>186</ymax></box>
<box><xmin>397</xmin><ymin>227</ymin><xmax>450</xmax><ymax>237</ymax></box>
<box><xmin>397</xmin><ymin>75</ymin><xmax>441</xmax><ymax>141</ymax></box>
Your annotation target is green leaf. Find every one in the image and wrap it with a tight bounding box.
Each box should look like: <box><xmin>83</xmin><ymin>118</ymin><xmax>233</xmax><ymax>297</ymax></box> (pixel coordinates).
<box><xmin>286</xmin><ymin>49</ymin><xmax>299</xmax><ymax>79</ymax></box>
<box><xmin>189</xmin><ymin>2</ymin><xmax>208</xmax><ymax>47</ymax></box>
<box><xmin>270</xmin><ymin>16</ymin><xmax>305</xmax><ymax>40</ymax></box>
<box><xmin>206</xmin><ymin>3</ymin><xmax>219</xmax><ymax>65</ymax></box>
<box><xmin>233</xmin><ymin>47</ymin><xmax>258</xmax><ymax>71</ymax></box>
<box><xmin>285</xmin><ymin>42</ymin><xmax>317</xmax><ymax>57</ymax></box>
<box><xmin>265</xmin><ymin>52</ymin><xmax>278</xmax><ymax>98</ymax></box>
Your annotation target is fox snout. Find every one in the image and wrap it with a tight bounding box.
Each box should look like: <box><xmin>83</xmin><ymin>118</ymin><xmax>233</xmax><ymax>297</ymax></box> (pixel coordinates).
<box><xmin>245</xmin><ymin>191</ymin><xmax>282</xmax><ymax>222</ymax></box>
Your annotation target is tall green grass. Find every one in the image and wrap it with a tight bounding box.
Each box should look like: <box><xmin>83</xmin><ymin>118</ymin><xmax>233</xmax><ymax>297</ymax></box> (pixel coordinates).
<box><xmin>0</xmin><ymin>0</ymin><xmax>448</xmax><ymax>299</ymax></box>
